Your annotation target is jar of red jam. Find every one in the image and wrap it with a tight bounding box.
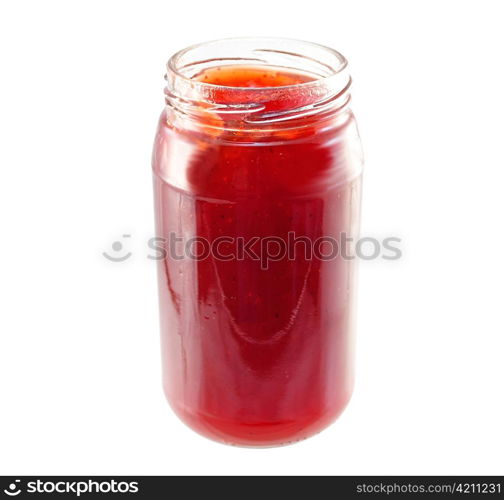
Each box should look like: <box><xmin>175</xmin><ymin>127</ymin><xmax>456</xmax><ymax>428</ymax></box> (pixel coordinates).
<box><xmin>152</xmin><ymin>38</ymin><xmax>363</xmax><ymax>447</ymax></box>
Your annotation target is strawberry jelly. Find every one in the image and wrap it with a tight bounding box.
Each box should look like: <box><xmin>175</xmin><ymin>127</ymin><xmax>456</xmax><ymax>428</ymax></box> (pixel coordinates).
<box><xmin>153</xmin><ymin>40</ymin><xmax>363</xmax><ymax>446</ymax></box>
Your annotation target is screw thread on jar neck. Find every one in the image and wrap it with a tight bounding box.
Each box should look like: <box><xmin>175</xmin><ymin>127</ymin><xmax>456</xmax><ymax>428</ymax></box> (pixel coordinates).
<box><xmin>164</xmin><ymin>37</ymin><xmax>352</xmax><ymax>133</ymax></box>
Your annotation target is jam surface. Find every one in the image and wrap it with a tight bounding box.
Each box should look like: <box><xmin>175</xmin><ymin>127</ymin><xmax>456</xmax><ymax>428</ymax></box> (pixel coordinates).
<box><xmin>153</xmin><ymin>65</ymin><xmax>361</xmax><ymax>446</ymax></box>
<box><xmin>195</xmin><ymin>64</ymin><xmax>316</xmax><ymax>87</ymax></box>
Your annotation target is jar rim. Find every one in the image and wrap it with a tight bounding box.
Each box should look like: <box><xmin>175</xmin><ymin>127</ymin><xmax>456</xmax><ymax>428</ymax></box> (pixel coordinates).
<box><xmin>166</xmin><ymin>37</ymin><xmax>349</xmax><ymax>92</ymax></box>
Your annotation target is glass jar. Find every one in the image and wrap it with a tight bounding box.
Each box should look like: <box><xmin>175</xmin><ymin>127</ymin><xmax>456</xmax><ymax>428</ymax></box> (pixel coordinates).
<box><xmin>152</xmin><ymin>38</ymin><xmax>363</xmax><ymax>447</ymax></box>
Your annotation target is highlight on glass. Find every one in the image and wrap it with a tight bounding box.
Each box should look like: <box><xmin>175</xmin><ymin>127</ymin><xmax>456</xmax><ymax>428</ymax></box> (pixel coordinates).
<box><xmin>152</xmin><ymin>38</ymin><xmax>364</xmax><ymax>447</ymax></box>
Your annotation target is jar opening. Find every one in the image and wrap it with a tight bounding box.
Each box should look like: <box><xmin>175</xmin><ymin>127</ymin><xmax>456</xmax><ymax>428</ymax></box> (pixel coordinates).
<box><xmin>168</xmin><ymin>37</ymin><xmax>348</xmax><ymax>90</ymax></box>
<box><xmin>165</xmin><ymin>38</ymin><xmax>351</xmax><ymax>129</ymax></box>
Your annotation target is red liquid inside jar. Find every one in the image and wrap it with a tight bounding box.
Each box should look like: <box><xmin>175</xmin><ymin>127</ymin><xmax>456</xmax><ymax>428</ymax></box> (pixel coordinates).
<box><xmin>153</xmin><ymin>41</ymin><xmax>363</xmax><ymax>446</ymax></box>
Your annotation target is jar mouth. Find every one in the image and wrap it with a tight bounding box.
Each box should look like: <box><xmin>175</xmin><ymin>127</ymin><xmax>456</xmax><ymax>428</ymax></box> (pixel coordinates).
<box><xmin>165</xmin><ymin>38</ymin><xmax>351</xmax><ymax>130</ymax></box>
<box><xmin>167</xmin><ymin>37</ymin><xmax>348</xmax><ymax>92</ymax></box>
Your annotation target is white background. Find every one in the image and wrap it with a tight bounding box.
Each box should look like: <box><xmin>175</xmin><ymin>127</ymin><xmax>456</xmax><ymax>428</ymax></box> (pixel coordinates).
<box><xmin>0</xmin><ymin>0</ymin><xmax>503</xmax><ymax>475</ymax></box>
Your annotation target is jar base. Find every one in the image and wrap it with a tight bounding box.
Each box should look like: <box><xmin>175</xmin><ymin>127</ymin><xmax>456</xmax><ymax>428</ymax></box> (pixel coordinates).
<box><xmin>164</xmin><ymin>388</ymin><xmax>353</xmax><ymax>448</ymax></box>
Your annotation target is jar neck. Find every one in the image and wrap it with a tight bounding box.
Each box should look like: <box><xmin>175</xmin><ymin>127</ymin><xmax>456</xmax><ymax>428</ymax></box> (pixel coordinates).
<box><xmin>163</xmin><ymin>38</ymin><xmax>352</xmax><ymax>135</ymax></box>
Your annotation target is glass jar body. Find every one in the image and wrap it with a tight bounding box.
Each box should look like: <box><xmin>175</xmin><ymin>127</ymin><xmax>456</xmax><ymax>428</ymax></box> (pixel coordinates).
<box><xmin>153</xmin><ymin>39</ymin><xmax>363</xmax><ymax>446</ymax></box>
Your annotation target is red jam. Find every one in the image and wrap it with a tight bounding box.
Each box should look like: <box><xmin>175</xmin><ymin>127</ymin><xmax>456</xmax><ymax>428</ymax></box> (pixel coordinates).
<box><xmin>153</xmin><ymin>62</ymin><xmax>362</xmax><ymax>446</ymax></box>
<box><xmin>196</xmin><ymin>65</ymin><xmax>315</xmax><ymax>87</ymax></box>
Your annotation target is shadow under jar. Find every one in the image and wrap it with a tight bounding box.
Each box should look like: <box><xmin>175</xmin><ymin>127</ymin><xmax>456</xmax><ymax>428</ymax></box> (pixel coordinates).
<box><xmin>152</xmin><ymin>38</ymin><xmax>364</xmax><ymax>447</ymax></box>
